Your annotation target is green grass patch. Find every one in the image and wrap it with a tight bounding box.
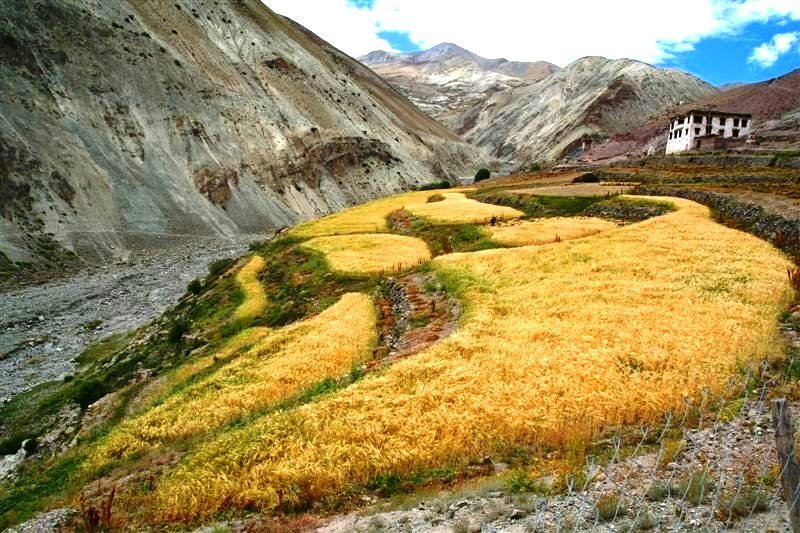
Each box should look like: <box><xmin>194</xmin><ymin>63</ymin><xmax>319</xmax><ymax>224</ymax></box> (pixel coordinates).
<box><xmin>470</xmin><ymin>191</ymin><xmax>609</xmax><ymax>218</ymax></box>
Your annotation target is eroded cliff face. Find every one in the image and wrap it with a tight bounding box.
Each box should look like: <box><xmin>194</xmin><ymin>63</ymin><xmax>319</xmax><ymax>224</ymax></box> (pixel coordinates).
<box><xmin>0</xmin><ymin>0</ymin><xmax>477</xmax><ymax>266</ymax></box>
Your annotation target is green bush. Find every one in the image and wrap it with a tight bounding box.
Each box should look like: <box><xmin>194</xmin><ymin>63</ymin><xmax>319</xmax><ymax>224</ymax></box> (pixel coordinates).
<box><xmin>207</xmin><ymin>257</ymin><xmax>234</xmax><ymax>277</ymax></box>
<box><xmin>474</xmin><ymin>168</ymin><xmax>491</xmax><ymax>182</ymax></box>
<box><xmin>596</xmin><ymin>492</ymin><xmax>627</xmax><ymax>521</ymax></box>
<box><xmin>572</xmin><ymin>172</ymin><xmax>600</xmax><ymax>183</ymax></box>
<box><xmin>168</xmin><ymin>319</ymin><xmax>189</xmax><ymax>345</ymax></box>
<box><xmin>72</xmin><ymin>379</ymin><xmax>108</xmax><ymax>410</ymax></box>
<box><xmin>0</xmin><ymin>433</ymin><xmax>38</xmax><ymax>455</ymax></box>
<box><xmin>187</xmin><ymin>278</ymin><xmax>202</xmax><ymax>295</ymax></box>
<box><xmin>418</xmin><ymin>181</ymin><xmax>452</xmax><ymax>191</ymax></box>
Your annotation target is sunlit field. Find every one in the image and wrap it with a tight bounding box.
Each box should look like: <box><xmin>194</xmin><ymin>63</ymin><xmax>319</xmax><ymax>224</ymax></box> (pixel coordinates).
<box><xmin>89</xmin><ymin>293</ymin><xmax>375</xmax><ymax>467</ymax></box>
<box><xmin>290</xmin><ymin>190</ymin><xmax>447</xmax><ymax>237</ymax></box>
<box><xmin>304</xmin><ymin>234</ymin><xmax>431</xmax><ymax>274</ymax></box>
<box><xmin>489</xmin><ymin>217</ymin><xmax>619</xmax><ymax>247</ymax></box>
<box><xmin>232</xmin><ymin>255</ymin><xmax>267</xmax><ymax>322</ymax></box>
<box><xmin>406</xmin><ymin>192</ymin><xmax>523</xmax><ymax>224</ymax></box>
<box><xmin>152</xmin><ymin>197</ymin><xmax>793</xmax><ymax>521</ymax></box>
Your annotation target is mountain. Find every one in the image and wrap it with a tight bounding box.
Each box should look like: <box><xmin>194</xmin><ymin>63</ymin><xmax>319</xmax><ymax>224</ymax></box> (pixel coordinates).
<box><xmin>581</xmin><ymin>67</ymin><xmax>800</xmax><ymax>161</ymax></box>
<box><xmin>0</xmin><ymin>1</ymin><xmax>477</xmax><ymax>269</ymax></box>
<box><xmin>360</xmin><ymin>45</ymin><xmax>716</xmax><ymax>162</ymax></box>
<box><xmin>460</xmin><ymin>56</ymin><xmax>717</xmax><ymax>162</ymax></box>
<box><xmin>359</xmin><ymin>43</ymin><xmax>559</xmax><ymax>133</ymax></box>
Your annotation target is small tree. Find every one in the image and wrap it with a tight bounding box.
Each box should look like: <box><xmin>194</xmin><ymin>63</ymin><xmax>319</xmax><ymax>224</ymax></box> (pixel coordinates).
<box><xmin>474</xmin><ymin>168</ymin><xmax>491</xmax><ymax>182</ymax></box>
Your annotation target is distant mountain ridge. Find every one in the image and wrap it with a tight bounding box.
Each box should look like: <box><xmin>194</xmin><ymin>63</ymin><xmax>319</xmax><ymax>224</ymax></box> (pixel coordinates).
<box><xmin>358</xmin><ymin>43</ymin><xmax>559</xmax><ymax>138</ymax></box>
<box><xmin>360</xmin><ymin>44</ymin><xmax>717</xmax><ymax>162</ymax></box>
<box><xmin>361</xmin><ymin>43</ymin><xmax>559</xmax><ymax>80</ymax></box>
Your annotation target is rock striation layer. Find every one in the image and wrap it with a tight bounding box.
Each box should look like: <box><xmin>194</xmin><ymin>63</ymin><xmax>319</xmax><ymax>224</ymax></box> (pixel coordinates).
<box><xmin>0</xmin><ymin>1</ymin><xmax>477</xmax><ymax>265</ymax></box>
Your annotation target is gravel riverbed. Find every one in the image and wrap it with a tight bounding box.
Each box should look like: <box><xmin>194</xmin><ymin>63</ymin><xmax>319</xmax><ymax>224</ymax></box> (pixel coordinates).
<box><xmin>0</xmin><ymin>235</ymin><xmax>266</xmax><ymax>404</ymax></box>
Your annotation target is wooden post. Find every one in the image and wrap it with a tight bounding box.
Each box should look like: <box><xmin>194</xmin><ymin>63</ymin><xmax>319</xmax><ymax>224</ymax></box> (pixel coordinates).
<box><xmin>771</xmin><ymin>398</ymin><xmax>800</xmax><ymax>532</ymax></box>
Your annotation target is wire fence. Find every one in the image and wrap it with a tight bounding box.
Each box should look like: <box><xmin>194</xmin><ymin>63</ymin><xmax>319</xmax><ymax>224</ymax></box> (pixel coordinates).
<box><xmin>515</xmin><ymin>359</ymin><xmax>800</xmax><ymax>532</ymax></box>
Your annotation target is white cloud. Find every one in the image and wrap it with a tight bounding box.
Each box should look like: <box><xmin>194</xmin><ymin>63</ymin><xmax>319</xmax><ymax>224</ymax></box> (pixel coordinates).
<box><xmin>748</xmin><ymin>31</ymin><xmax>799</xmax><ymax>67</ymax></box>
<box><xmin>264</xmin><ymin>0</ymin><xmax>397</xmax><ymax>56</ymax></box>
<box><xmin>264</xmin><ymin>0</ymin><xmax>800</xmax><ymax>67</ymax></box>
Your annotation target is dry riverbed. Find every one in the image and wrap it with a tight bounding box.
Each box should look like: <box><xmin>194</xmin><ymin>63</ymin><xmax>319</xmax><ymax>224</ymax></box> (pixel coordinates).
<box><xmin>0</xmin><ymin>235</ymin><xmax>266</xmax><ymax>404</ymax></box>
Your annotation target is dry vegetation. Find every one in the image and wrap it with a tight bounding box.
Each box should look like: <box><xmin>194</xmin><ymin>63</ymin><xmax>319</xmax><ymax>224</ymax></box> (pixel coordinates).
<box><xmin>304</xmin><ymin>234</ymin><xmax>431</xmax><ymax>274</ymax></box>
<box><xmin>151</xmin><ymin>197</ymin><xmax>793</xmax><ymax>521</ymax></box>
<box><xmin>289</xmin><ymin>190</ymin><xmax>448</xmax><ymax>237</ymax></box>
<box><xmin>88</xmin><ymin>293</ymin><xmax>375</xmax><ymax>467</ymax></box>
<box><xmin>405</xmin><ymin>192</ymin><xmax>523</xmax><ymax>224</ymax></box>
<box><xmin>489</xmin><ymin>217</ymin><xmax>619</xmax><ymax>247</ymax></box>
<box><xmin>232</xmin><ymin>255</ymin><xmax>267</xmax><ymax>322</ymax></box>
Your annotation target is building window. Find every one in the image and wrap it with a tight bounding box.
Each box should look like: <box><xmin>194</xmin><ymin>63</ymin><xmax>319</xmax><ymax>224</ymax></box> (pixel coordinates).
<box><xmin>693</xmin><ymin>116</ymin><xmax>702</xmax><ymax>123</ymax></box>
<box><xmin>742</xmin><ymin>119</ymin><xmax>748</xmax><ymax>128</ymax></box>
<box><xmin>694</xmin><ymin>128</ymin><xmax>701</xmax><ymax>135</ymax></box>
<box><xmin>733</xmin><ymin>118</ymin><xmax>740</xmax><ymax>127</ymax></box>
<box><xmin>732</xmin><ymin>129</ymin><xmax>739</xmax><ymax>138</ymax></box>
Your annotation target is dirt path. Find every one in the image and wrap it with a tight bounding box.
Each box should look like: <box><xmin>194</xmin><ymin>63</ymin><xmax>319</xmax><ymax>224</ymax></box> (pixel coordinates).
<box><xmin>0</xmin><ymin>235</ymin><xmax>267</xmax><ymax>404</ymax></box>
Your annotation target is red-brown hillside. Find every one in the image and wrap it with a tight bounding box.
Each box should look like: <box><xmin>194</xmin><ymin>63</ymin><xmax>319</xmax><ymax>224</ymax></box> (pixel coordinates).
<box><xmin>582</xmin><ymin>68</ymin><xmax>800</xmax><ymax>162</ymax></box>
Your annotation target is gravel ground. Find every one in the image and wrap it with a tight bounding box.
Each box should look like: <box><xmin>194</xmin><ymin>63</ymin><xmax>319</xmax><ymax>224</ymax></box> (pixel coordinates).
<box><xmin>0</xmin><ymin>234</ymin><xmax>267</xmax><ymax>404</ymax></box>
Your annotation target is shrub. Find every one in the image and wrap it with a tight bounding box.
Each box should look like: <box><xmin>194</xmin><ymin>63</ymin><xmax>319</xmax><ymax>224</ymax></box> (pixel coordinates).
<box><xmin>418</xmin><ymin>181</ymin><xmax>452</xmax><ymax>191</ymax></box>
<box><xmin>248</xmin><ymin>240</ymin><xmax>263</xmax><ymax>252</ymax></box>
<box><xmin>474</xmin><ymin>168</ymin><xmax>491</xmax><ymax>182</ymax></box>
<box><xmin>504</xmin><ymin>469</ymin><xmax>550</xmax><ymax>494</ymax></box>
<box><xmin>426</xmin><ymin>193</ymin><xmax>445</xmax><ymax>203</ymax></box>
<box><xmin>72</xmin><ymin>379</ymin><xmax>108</xmax><ymax>410</ymax></box>
<box><xmin>572</xmin><ymin>172</ymin><xmax>600</xmax><ymax>183</ymax></box>
<box><xmin>207</xmin><ymin>257</ymin><xmax>234</xmax><ymax>277</ymax></box>
<box><xmin>717</xmin><ymin>488</ymin><xmax>769</xmax><ymax>522</ymax></box>
<box><xmin>168</xmin><ymin>319</ymin><xmax>189</xmax><ymax>345</ymax></box>
<box><xmin>633</xmin><ymin>511</ymin><xmax>657</xmax><ymax>530</ymax></box>
<box><xmin>596</xmin><ymin>492</ymin><xmax>627</xmax><ymax>521</ymax></box>
<box><xmin>187</xmin><ymin>278</ymin><xmax>202</xmax><ymax>295</ymax></box>
<box><xmin>677</xmin><ymin>470</ymin><xmax>715</xmax><ymax>506</ymax></box>
<box><xmin>0</xmin><ymin>433</ymin><xmax>38</xmax><ymax>455</ymax></box>
<box><xmin>646</xmin><ymin>482</ymin><xmax>676</xmax><ymax>501</ymax></box>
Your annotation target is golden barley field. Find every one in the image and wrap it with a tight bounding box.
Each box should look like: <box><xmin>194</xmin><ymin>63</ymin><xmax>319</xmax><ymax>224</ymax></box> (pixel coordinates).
<box><xmin>154</xmin><ymin>196</ymin><xmax>793</xmax><ymax>521</ymax></box>
<box><xmin>290</xmin><ymin>190</ymin><xmax>449</xmax><ymax>238</ymax></box>
<box><xmin>406</xmin><ymin>192</ymin><xmax>523</xmax><ymax>224</ymax></box>
<box><xmin>89</xmin><ymin>293</ymin><xmax>375</xmax><ymax>467</ymax></box>
<box><xmin>304</xmin><ymin>234</ymin><xmax>431</xmax><ymax>274</ymax></box>
<box><xmin>489</xmin><ymin>217</ymin><xmax>619</xmax><ymax>247</ymax></box>
<box><xmin>232</xmin><ymin>255</ymin><xmax>267</xmax><ymax>322</ymax></box>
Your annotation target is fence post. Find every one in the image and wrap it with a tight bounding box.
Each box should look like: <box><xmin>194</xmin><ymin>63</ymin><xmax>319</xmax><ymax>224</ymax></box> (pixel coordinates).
<box><xmin>771</xmin><ymin>398</ymin><xmax>800</xmax><ymax>532</ymax></box>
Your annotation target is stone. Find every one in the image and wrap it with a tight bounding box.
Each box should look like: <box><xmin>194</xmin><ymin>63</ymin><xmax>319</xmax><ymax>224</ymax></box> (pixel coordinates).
<box><xmin>510</xmin><ymin>508</ymin><xmax>528</xmax><ymax>520</ymax></box>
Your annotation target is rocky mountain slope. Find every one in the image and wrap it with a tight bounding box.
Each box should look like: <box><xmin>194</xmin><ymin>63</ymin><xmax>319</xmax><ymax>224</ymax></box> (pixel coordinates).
<box><xmin>360</xmin><ymin>43</ymin><xmax>559</xmax><ymax>133</ymax></box>
<box><xmin>460</xmin><ymin>56</ymin><xmax>717</xmax><ymax>162</ymax></box>
<box><xmin>361</xmin><ymin>46</ymin><xmax>717</xmax><ymax>163</ymax></box>
<box><xmin>0</xmin><ymin>0</ymin><xmax>477</xmax><ymax>271</ymax></box>
<box><xmin>581</xmin><ymin>67</ymin><xmax>800</xmax><ymax>162</ymax></box>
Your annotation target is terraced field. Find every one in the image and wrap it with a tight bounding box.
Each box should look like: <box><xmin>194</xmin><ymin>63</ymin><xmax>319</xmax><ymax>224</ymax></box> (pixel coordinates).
<box><xmin>1</xmin><ymin>187</ymin><xmax>794</xmax><ymax>530</ymax></box>
<box><xmin>489</xmin><ymin>217</ymin><xmax>618</xmax><ymax>246</ymax></box>
<box><xmin>152</xmin><ymin>196</ymin><xmax>792</xmax><ymax>521</ymax></box>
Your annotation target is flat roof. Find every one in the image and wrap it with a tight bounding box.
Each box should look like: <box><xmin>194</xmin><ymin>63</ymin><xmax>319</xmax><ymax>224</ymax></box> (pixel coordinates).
<box><xmin>670</xmin><ymin>109</ymin><xmax>752</xmax><ymax>120</ymax></box>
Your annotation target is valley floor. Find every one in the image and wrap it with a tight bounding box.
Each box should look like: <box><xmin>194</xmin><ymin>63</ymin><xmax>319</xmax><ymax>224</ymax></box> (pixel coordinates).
<box><xmin>0</xmin><ymin>235</ymin><xmax>265</xmax><ymax>404</ymax></box>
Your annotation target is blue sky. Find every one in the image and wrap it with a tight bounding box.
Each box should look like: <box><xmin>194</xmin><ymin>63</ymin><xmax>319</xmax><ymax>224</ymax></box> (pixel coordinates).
<box><xmin>267</xmin><ymin>0</ymin><xmax>800</xmax><ymax>86</ymax></box>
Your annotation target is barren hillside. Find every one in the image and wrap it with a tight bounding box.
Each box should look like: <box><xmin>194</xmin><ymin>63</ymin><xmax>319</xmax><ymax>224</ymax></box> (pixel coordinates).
<box><xmin>581</xmin><ymin>68</ymin><xmax>800</xmax><ymax>162</ymax></box>
<box><xmin>0</xmin><ymin>0</ymin><xmax>477</xmax><ymax>271</ymax></box>
<box><xmin>360</xmin><ymin>43</ymin><xmax>559</xmax><ymax>133</ymax></box>
<box><xmin>460</xmin><ymin>56</ymin><xmax>717</xmax><ymax>162</ymax></box>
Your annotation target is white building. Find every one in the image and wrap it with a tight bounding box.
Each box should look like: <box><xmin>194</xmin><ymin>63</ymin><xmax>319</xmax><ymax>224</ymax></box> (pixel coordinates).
<box><xmin>665</xmin><ymin>110</ymin><xmax>752</xmax><ymax>155</ymax></box>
